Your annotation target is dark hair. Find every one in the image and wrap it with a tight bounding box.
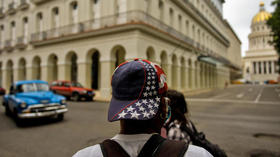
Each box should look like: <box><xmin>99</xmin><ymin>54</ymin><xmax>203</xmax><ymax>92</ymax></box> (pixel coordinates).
<box><xmin>166</xmin><ymin>89</ymin><xmax>188</xmax><ymax>124</ymax></box>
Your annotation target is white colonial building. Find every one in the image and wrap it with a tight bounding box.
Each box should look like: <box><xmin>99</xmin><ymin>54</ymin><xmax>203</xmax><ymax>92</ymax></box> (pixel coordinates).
<box><xmin>243</xmin><ymin>2</ymin><xmax>279</xmax><ymax>83</ymax></box>
<box><xmin>0</xmin><ymin>0</ymin><xmax>241</xmax><ymax>100</ymax></box>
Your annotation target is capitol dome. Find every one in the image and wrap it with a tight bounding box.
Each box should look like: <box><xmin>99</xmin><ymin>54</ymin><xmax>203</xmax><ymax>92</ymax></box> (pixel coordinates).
<box><xmin>252</xmin><ymin>2</ymin><xmax>271</xmax><ymax>24</ymax></box>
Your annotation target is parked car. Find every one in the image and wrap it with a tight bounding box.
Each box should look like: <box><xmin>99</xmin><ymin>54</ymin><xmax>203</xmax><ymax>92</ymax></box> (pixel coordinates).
<box><xmin>2</xmin><ymin>80</ymin><xmax>68</xmax><ymax>125</ymax></box>
<box><xmin>264</xmin><ymin>80</ymin><xmax>278</xmax><ymax>84</ymax></box>
<box><xmin>0</xmin><ymin>87</ymin><xmax>5</xmax><ymax>95</ymax></box>
<box><xmin>50</xmin><ymin>80</ymin><xmax>95</xmax><ymax>101</ymax></box>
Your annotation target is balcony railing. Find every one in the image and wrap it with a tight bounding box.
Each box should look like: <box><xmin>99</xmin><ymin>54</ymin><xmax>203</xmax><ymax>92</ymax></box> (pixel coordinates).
<box><xmin>7</xmin><ymin>2</ymin><xmax>16</xmax><ymax>15</ymax></box>
<box><xmin>16</xmin><ymin>36</ymin><xmax>28</xmax><ymax>49</ymax></box>
<box><xmin>19</xmin><ymin>0</ymin><xmax>30</xmax><ymax>10</ymax></box>
<box><xmin>31</xmin><ymin>10</ymin><xmax>195</xmax><ymax>47</ymax></box>
<box><xmin>4</xmin><ymin>40</ymin><xmax>13</xmax><ymax>52</ymax></box>
<box><xmin>0</xmin><ymin>8</ymin><xmax>5</xmax><ymax>19</ymax></box>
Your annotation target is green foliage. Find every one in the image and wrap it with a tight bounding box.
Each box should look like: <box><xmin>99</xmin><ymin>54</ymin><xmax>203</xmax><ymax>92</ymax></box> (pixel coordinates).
<box><xmin>267</xmin><ymin>0</ymin><xmax>280</xmax><ymax>71</ymax></box>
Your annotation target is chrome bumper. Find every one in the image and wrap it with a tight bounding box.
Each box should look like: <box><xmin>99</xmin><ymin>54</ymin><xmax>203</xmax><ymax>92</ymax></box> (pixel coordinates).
<box><xmin>18</xmin><ymin>104</ymin><xmax>68</xmax><ymax>119</ymax></box>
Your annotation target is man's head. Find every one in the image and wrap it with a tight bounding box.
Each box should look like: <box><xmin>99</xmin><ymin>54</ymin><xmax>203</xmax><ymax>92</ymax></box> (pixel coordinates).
<box><xmin>108</xmin><ymin>59</ymin><xmax>169</xmax><ymax>133</ymax></box>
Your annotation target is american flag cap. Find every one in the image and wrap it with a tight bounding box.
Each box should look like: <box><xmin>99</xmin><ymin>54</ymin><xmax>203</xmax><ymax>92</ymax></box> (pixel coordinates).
<box><xmin>108</xmin><ymin>59</ymin><xmax>168</xmax><ymax>122</ymax></box>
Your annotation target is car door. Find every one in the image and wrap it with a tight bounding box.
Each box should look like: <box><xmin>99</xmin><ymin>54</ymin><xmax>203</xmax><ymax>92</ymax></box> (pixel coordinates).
<box><xmin>54</xmin><ymin>82</ymin><xmax>64</xmax><ymax>95</ymax></box>
<box><xmin>7</xmin><ymin>85</ymin><xmax>17</xmax><ymax>112</ymax></box>
<box><xmin>62</xmin><ymin>82</ymin><xmax>72</xmax><ymax>97</ymax></box>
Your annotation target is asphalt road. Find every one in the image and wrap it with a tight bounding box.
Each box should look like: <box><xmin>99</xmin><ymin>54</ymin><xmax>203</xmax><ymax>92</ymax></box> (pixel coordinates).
<box><xmin>0</xmin><ymin>84</ymin><xmax>279</xmax><ymax>157</ymax></box>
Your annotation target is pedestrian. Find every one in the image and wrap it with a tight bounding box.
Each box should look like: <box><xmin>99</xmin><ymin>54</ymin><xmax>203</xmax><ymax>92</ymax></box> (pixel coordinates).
<box><xmin>164</xmin><ymin>89</ymin><xmax>227</xmax><ymax>157</ymax></box>
<box><xmin>73</xmin><ymin>59</ymin><xmax>213</xmax><ymax>157</ymax></box>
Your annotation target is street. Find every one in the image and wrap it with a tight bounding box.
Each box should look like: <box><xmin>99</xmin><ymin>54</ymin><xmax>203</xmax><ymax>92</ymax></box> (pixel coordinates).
<box><xmin>0</xmin><ymin>84</ymin><xmax>280</xmax><ymax>157</ymax></box>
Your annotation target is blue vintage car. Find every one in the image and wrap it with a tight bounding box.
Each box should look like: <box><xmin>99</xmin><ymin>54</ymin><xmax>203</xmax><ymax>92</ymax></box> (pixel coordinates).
<box><xmin>3</xmin><ymin>80</ymin><xmax>68</xmax><ymax>124</ymax></box>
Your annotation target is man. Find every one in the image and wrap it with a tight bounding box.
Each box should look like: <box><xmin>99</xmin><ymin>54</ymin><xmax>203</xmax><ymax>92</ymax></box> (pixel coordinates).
<box><xmin>73</xmin><ymin>59</ymin><xmax>212</xmax><ymax>157</ymax></box>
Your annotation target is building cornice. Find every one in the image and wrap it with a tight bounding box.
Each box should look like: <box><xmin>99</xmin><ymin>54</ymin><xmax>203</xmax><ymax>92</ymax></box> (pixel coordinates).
<box><xmin>223</xmin><ymin>20</ymin><xmax>241</xmax><ymax>44</ymax></box>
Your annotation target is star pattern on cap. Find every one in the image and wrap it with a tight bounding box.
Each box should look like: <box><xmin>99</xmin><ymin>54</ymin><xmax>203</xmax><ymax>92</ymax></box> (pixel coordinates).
<box><xmin>115</xmin><ymin>61</ymin><xmax>162</xmax><ymax>121</ymax></box>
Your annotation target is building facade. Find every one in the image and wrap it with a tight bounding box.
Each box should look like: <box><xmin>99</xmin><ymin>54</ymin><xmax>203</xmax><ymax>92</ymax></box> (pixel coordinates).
<box><xmin>243</xmin><ymin>2</ymin><xmax>279</xmax><ymax>83</ymax></box>
<box><xmin>0</xmin><ymin>0</ymin><xmax>241</xmax><ymax>100</ymax></box>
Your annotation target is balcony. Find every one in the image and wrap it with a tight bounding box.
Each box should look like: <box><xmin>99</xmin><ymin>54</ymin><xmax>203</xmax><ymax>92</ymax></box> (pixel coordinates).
<box><xmin>15</xmin><ymin>36</ymin><xmax>28</xmax><ymax>49</ymax></box>
<box><xmin>0</xmin><ymin>8</ymin><xmax>5</xmax><ymax>19</ymax></box>
<box><xmin>4</xmin><ymin>40</ymin><xmax>13</xmax><ymax>52</ymax></box>
<box><xmin>31</xmin><ymin>0</ymin><xmax>53</xmax><ymax>5</ymax></box>
<box><xmin>31</xmin><ymin>11</ymin><xmax>195</xmax><ymax>48</ymax></box>
<box><xmin>18</xmin><ymin>0</ymin><xmax>30</xmax><ymax>10</ymax></box>
<box><xmin>7</xmin><ymin>2</ymin><xmax>16</xmax><ymax>15</ymax></box>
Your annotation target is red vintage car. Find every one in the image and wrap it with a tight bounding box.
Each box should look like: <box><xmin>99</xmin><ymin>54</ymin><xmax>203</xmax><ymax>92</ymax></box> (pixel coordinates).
<box><xmin>0</xmin><ymin>87</ymin><xmax>6</xmax><ymax>95</ymax></box>
<box><xmin>50</xmin><ymin>80</ymin><xmax>95</xmax><ymax>101</ymax></box>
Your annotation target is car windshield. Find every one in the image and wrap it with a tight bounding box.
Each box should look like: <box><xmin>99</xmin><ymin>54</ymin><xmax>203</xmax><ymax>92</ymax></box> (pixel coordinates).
<box><xmin>21</xmin><ymin>83</ymin><xmax>50</xmax><ymax>92</ymax></box>
<box><xmin>71</xmin><ymin>82</ymin><xmax>83</xmax><ymax>88</ymax></box>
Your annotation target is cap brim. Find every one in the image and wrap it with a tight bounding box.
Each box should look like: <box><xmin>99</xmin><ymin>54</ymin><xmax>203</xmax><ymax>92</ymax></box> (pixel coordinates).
<box><xmin>108</xmin><ymin>96</ymin><xmax>134</xmax><ymax>122</ymax></box>
<box><xmin>108</xmin><ymin>96</ymin><xmax>160</xmax><ymax>122</ymax></box>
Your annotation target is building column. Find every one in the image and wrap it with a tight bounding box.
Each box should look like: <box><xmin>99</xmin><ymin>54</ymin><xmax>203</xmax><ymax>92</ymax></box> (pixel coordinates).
<box><xmin>41</xmin><ymin>62</ymin><xmax>48</xmax><ymax>82</ymax></box>
<box><xmin>166</xmin><ymin>63</ymin><xmax>172</xmax><ymax>89</ymax></box>
<box><xmin>175</xmin><ymin>64</ymin><xmax>180</xmax><ymax>90</ymax></box>
<box><xmin>77</xmin><ymin>61</ymin><xmax>88</xmax><ymax>88</ymax></box>
<box><xmin>256</xmin><ymin>61</ymin><xmax>259</xmax><ymax>74</ymax></box>
<box><xmin>194</xmin><ymin>63</ymin><xmax>199</xmax><ymax>89</ymax></box>
<box><xmin>26</xmin><ymin>63</ymin><xmax>33</xmax><ymax>80</ymax></box>
<box><xmin>183</xmin><ymin>64</ymin><xmax>189</xmax><ymax>91</ymax></box>
<box><xmin>188</xmin><ymin>65</ymin><xmax>193</xmax><ymax>90</ymax></box>
<box><xmin>209</xmin><ymin>66</ymin><xmax>213</xmax><ymax>88</ymax></box>
<box><xmin>58</xmin><ymin>62</ymin><xmax>69</xmax><ymax>81</ymax></box>
<box><xmin>13</xmin><ymin>66</ymin><xmax>20</xmax><ymax>82</ymax></box>
<box><xmin>98</xmin><ymin>59</ymin><xmax>113</xmax><ymax>99</ymax></box>
<box><xmin>2</xmin><ymin>68</ymin><xmax>9</xmax><ymax>90</ymax></box>
<box><xmin>205</xmin><ymin>64</ymin><xmax>208</xmax><ymax>88</ymax></box>
<box><xmin>272</xmin><ymin>61</ymin><xmax>275</xmax><ymax>74</ymax></box>
<box><xmin>208</xmin><ymin>66</ymin><xmax>212</xmax><ymax>88</ymax></box>
<box><xmin>265</xmin><ymin>61</ymin><xmax>269</xmax><ymax>75</ymax></box>
<box><xmin>200</xmin><ymin>63</ymin><xmax>204</xmax><ymax>89</ymax></box>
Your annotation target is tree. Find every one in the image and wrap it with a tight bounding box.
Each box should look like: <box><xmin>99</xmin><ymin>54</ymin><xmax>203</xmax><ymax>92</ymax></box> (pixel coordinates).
<box><xmin>267</xmin><ymin>0</ymin><xmax>280</xmax><ymax>74</ymax></box>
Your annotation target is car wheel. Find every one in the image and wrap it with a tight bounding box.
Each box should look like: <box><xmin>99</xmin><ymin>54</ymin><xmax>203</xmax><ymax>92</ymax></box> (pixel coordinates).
<box><xmin>13</xmin><ymin>109</ymin><xmax>23</xmax><ymax>127</ymax></box>
<box><xmin>72</xmin><ymin>93</ymin><xmax>80</xmax><ymax>101</ymax></box>
<box><xmin>66</xmin><ymin>96</ymin><xmax>71</xmax><ymax>100</ymax></box>
<box><xmin>4</xmin><ymin>104</ymin><xmax>11</xmax><ymax>116</ymax></box>
<box><xmin>57</xmin><ymin>114</ymin><xmax>64</xmax><ymax>121</ymax></box>
<box><xmin>86</xmin><ymin>97</ymin><xmax>93</xmax><ymax>101</ymax></box>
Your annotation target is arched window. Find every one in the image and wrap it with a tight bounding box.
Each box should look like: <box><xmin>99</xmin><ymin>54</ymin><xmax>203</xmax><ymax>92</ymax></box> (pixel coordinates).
<box><xmin>192</xmin><ymin>25</ymin><xmax>195</xmax><ymax>40</ymax></box>
<box><xmin>52</xmin><ymin>7</ymin><xmax>59</xmax><ymax>28</ymax></box>
<box><xmin>91</xmin><ymin>52</ymin><xmax>100</xmax><ymax>89</ymax></box>
<box><xmin>0</xmin><ymin>25</ymin><xmax>4</xmax><ymax>44</ymax></box>
<box><xmin>185</xmin><ymin>20</ymin><xmax>189</xmax><ymax>36</ymax></box>
<box><xmin>169</xmin><ymin>8</ymin><xmax>174</xmax><ymax>26</ymax></box>
<box><xmin>91</xmin><ymin>0</ymin><xmax>101</xmax><ymax>20</ymax></box>
<box><xmin>70</xmin><ymin>1</ymin><xmax>78</xmax><ymax>24</ymax></box>
<box><xmin>23</xmin><ymin>17</ymin><xmax>28</xmax><ymax>43</ymax></box>
<box><xmin>36</xmin><ymin>12</ymin><xmax>43</xmax><ymax>32</ymax></box>
<box><xmin>94</xmin><ymin>0</ymin><xmax>99</xmax><ymax>4</ymax></box>
<box><xmin>10</xmin><ymin>21</ymin><xmax>16</xmax><ymax>45</ymax></box>
<box><xmin>178</xmin><ymin>15</ymin><xmax>182</xmax><ymax>32</ymax></box>
<box><xmin>159</xmin><ymin>0</ymin><xmax>164</xmax><ymax>21</ymax></box>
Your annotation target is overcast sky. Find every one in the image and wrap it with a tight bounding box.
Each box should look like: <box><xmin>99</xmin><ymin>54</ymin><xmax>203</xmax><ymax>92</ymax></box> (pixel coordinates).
<box><xmin>223</xmin><ymin>0</ymin><xmax>276</xmax><ymax>56</ymax></box>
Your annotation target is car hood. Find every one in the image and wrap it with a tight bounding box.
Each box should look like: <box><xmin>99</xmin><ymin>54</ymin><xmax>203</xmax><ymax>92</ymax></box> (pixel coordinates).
<box><xmin>16</xmin><ymin>91</ymin><xmax>65</xmax><ymax>105</ymax></box>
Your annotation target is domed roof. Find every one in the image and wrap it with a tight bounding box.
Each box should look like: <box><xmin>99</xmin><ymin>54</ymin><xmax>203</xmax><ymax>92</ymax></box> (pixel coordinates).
<box><xmin>252</xmin><ymin>2</ymin><xmax>271</xmax><ymax>24</ymax></box>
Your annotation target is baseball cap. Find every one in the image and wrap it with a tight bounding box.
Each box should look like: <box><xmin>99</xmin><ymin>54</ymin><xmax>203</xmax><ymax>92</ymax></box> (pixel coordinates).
<box><xmin>108</xmin><ymin>59</ymin><xmax>168</xmax><ymax>122</ymax></box>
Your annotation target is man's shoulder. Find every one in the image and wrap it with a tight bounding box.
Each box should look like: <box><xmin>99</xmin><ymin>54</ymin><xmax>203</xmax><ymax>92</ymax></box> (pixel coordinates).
<box><xmin>72</xmin><ymin>144</ymin><xmax>103</xmax><ymax>157</ymax></box>
<box><xmin>72</xmin><ymin>142</ymin><xmax>213</xmax><ymax>157</ymax></box>
<box><xmin>185</xmin><ymin>145</ymin><xmax>213</xmax><ymax>157</ymax></box>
